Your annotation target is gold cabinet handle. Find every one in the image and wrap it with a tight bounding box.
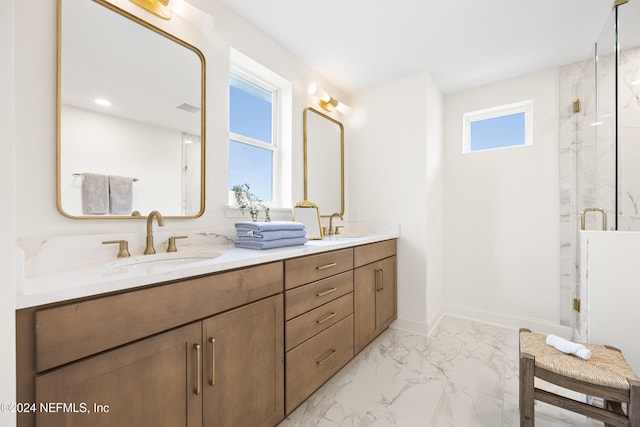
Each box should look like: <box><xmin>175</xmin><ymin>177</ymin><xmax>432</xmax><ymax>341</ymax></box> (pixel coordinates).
<box><xmin>316</xmin><ymin>312</ymin><xmax>337</xmax><ymax>325</ymax></box>
<box><xmin>316</xmin><ymin>287</ymin><xmax>337</xmax><ymax>297</ymax></box>
<box><xmin>316</xmin><ymin>262</ymin><xmax>337</xmax><ymax>270</ymax></box>
<box><xmin>375</xmin><ymin>269</ymin><xmax>381</xmax><ymax>292</ymax></box>
<box><xmin>316</xmin><ymin>349</ymin><xmax>337</xmax><ymax>366</ymax></box>
<box><xmin>194</xmin><ymin>344</ymin><xmax>201</xmax><ymax>395</ymax></box>
<box><xmin>209</xmin><ymin>337</ymin><xmax>216</xmax><ymax>386</ymax></box>
<box><xmin>379</xmin><ymin>268</ymin><xmax>384</xmax><ymax>291</ymax></box>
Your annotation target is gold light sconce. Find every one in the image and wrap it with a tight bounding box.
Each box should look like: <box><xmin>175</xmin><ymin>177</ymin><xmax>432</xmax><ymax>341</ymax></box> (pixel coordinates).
<box><xmin>308</xmin><ymin>83</ymin><xmax>351</xmax><ymax>115</ymax></box>
<box><xmin>129</xmin><ymin>0</ymin><xmax>215</xmax><ymax>33</ymax></box>
<box><xmin>130</xmin><ymin>0</ymin><xmax>172</xmax><ymax>20</ymax></box>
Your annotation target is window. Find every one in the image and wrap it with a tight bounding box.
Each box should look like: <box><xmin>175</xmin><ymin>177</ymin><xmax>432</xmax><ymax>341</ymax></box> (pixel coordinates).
<box><xmin>229</xmin><ymin>73</ymin><xmax>276</xmax><ymax>202</ymax></box>
<box><xmin>228</xmin><ymin>48</ymin><xmax>292</xmax><ymax>207</ymax></box>
<box><xmin>463</xmin><ymin>100</ymin><xmax>532</xmax><ymax>153</ymax></box>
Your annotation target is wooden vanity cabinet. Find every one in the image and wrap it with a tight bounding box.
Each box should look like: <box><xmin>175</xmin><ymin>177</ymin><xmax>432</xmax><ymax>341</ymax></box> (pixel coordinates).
<box><xmin>283</xmin><ymin>249</ymin><xmax>355</xmax><ymax>414</ymax></box>
<box><xmin>202</xmin><ymin>294</ymin><xmax>283</xmax><ymax>427</ymax></box>
<box><xmin>17</xmin><ymin>239</ymin><xmax>398</xmax><ymax>426</ymax></box>
<box><xmin>17</xmin><ymin>262</ymin><xmax>284</xmax><ymax>427</ymax></box>
<box><xmin>35</xmin><ymin>322</ymin><xmax>203</xmax><ymax>427</ymax></box>
<box><xmin>354</xmin><ymin>240</ymin><xmax>397</xmax><ymax>354</ymax></box>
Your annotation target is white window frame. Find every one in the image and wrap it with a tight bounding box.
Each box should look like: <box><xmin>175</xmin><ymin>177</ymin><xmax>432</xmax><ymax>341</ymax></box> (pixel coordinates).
<box><xmin>462</xmin><ymin>100</ymin><xmax>533</xmax><ymax>153</ymax></box>
<box><xmin>229</xmin><ymin>48</ymin><xmax>292</xmax><ymax>209</ymax></box>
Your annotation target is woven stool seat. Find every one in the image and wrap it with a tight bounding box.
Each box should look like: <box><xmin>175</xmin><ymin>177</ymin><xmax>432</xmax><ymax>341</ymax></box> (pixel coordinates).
<box><xmin>519</xmin><ymin>328</ymin><xmax>640</xmax><ymax>427</ymax></box>
<box><xmin>520</xmin><ymin>330</ymin><xmax>639</xmax><ymax>391</ymax></box>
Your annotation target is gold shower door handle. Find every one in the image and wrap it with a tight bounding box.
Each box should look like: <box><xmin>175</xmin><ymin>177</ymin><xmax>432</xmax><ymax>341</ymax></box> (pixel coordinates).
<box><xmin>193</xmin><ymin>344</ymin><xmax>201</xmax><ymax>395</ymax></box>
<box><xmin>580</xmin><ymin>207</ymin><xmax>607</xmax><ymax>231</ymax></box>
<box><xmin>209</xmin><ymin>337</ymin><xmax>216</xmax><ymax>386</ymax></box>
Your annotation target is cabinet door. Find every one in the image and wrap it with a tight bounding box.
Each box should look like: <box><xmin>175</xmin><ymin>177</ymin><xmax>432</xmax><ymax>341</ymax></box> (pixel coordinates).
<box><xmin>354</xmin><ymin>256</ymin><xmax>397</xmax><ymax>354</ymax></box>
<box><xmin>202</xmin><ymin>295</ymin><xmax>284</xmax><ymax>427</ymax></box>
<box><xmin>376</xmin><ymin>256</ymin><xmax>397</xmax><ymax>331</ymax></box>
<box><xmin>35</xmin><ymin>323</ymin><xmax>202</xmax><ymax>427</ymax></box>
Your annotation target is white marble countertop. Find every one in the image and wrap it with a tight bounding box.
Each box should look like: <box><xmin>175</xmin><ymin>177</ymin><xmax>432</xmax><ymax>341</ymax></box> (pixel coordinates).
<box><xmin>16</xmin><ymin>230</ymin><xmax>398</xmax><ymax>309</ymax></box>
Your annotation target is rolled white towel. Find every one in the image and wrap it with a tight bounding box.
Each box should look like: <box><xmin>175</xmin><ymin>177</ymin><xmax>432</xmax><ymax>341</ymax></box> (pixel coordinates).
<box><xmin>546</xmin><ymin>334</ymin><xmax>592</xmax><ymax>360</ymax></box>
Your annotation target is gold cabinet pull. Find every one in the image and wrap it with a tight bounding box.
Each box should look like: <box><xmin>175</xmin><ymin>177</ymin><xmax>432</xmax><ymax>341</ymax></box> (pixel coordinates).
<box><xmin>316</xmin><ymin>312</ymin><xmax>337</xmax><ymax>325</ymax></box>
<box><xmin>316</xmin><ymin>262</ymin><xmax>337</xmax><ymax>270</ymax></box>
<box><xmin>209</xmin><ymin>337</ymin><xmax>216</xmax><ymax>386</ymax></box>
<box><xmin>316</xmin><ymin>287</ymin><xmax>337</xmax><ymax>297</ymax></box>
<box><xmin>194</xmin><ymin>344</ymin><xmax>201</xmax><ymax>395</ymax></box>
<box><xmin>379</xmin><ymin>268</ymin><xmax>384</xmax><ymax>291</ymax></box>
<box><xmin>375</xmin><ymin>269</ymin><xmax>381</xmax><ymax>292</ymax></box>
<box><xmin>316</xmin><ymin>349</ymin><xmax>337</xmax><ymax>366</ymax></box>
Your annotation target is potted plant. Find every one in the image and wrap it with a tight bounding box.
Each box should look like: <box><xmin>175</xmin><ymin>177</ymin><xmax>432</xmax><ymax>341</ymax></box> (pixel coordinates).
<box><xmin>231</xmin><ymin>183</ymin><xmax>270</xmax><ymax>222</ymax></box>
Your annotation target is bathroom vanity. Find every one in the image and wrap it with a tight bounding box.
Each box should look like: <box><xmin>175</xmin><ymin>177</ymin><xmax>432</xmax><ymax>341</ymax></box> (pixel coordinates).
<box><xmin>16</xmin><ymin>235</ymin><xmax>397</xmax><ymax>427</ymax></box>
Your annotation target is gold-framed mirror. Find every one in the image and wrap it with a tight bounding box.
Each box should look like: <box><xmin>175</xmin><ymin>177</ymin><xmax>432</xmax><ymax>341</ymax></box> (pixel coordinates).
<box><xmin>292</xmin><ymin>201</ymin><xmax>323</xmax><ymax>240</ymax></box>
<box><xmin>303</xmin><ymin>108</ymin><xmax>344</xmax><ymax>217</ymax></box>
<box><xmin>57</xmin><ymin>0</ymin><xmax>206</xmax><ymax>218</ymax></box>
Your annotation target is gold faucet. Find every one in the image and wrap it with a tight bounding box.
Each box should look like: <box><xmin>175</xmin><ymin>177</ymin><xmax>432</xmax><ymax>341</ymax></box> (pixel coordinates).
<box><xmin>328</xmin><ymin>212</ymin><xmax>343</xmax><ymax>236</ymax></box>
<box><xmin>144</xmin><ymin>211</ymin><xmax>164</xmax><ymax>254</ymax></box>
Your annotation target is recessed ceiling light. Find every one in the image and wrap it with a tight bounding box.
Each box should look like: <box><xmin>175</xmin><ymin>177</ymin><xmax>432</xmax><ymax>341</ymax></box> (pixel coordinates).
<box><xmin>94</xmin><ymin>98</ymin><xmax>112</xmax><ymax>107</ymax></box>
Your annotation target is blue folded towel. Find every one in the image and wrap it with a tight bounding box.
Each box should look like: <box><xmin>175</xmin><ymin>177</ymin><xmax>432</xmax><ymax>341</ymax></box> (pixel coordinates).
<box><xmin>234</xmin><ymin>221</ymin><xmax>305</xmax><ymax>232</ymax></box>
<box><xmin>235</xmin><ymin>236</ymin><xmax>308</xmax><ymax>250</ymax></box>
<box><xmin>236</xmin><ymin>229</ymin><xmax>307</xmax><ymax>241</ymax></box>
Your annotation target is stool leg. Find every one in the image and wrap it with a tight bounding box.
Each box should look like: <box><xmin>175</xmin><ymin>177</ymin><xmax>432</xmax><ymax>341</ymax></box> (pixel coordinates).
<box><xmin>520</xmin><ymin>352</ymin><xmax>535</xmax><ymax>427</ymax></box>
<box><xmin>629</xmin><ymin>378</ymin><xmax>640</xmax><ymax>427</ymax></box>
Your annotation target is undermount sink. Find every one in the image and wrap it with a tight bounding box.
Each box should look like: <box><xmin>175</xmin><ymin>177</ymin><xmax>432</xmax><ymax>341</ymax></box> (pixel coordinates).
<box><xmin>109</xmin><ymin>251</ymin><xmax>222</xmax><ymax>273</ymax></box>
<box><xmin>325</xmin><ymin>233</ymin><xmax>368</xmax><ymax>240</ymax></box>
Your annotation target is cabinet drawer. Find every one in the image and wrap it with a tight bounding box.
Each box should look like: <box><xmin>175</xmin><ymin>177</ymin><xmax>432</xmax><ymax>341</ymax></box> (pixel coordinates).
<box><xmin>285</xmin><ymin>271</ymin><xmax>353</xmax><ymax>320</ymax></box>
<box><xmin>285</xmin><ymin>248</ymin><xmax>353</xmax><ymax>290</ymax></box>
<box><xmin>35</xmin><ymin>262</ymin><xmax>283</xmax><ymax>372</ymax></box>
<box><xmin>354</xmin><ymin>239</ymin><xmax>397</xmax><ymax>267</ymax></box>
<box><xmin>286</xmin><ymin>315</ymin><xmax>354</xmax><ymax>413</ymax></box>
<box><xmin>286</xmin><ymin>293</ymin><xmax>353</xmax><ymax>351</ymax></box>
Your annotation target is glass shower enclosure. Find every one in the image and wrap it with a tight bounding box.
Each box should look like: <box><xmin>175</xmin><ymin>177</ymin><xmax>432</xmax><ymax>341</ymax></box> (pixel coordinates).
<box><xmin>559</xmin><ymin>0</ymin><xmax>640</xmax><ymax>332</ymax></box>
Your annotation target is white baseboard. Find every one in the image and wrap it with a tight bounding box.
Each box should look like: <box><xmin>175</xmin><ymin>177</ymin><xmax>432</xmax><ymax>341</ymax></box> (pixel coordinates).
<box><xmin>390</xmin><ymin>316</ymin><xmax>429</xmax><ymax>336</ymax></box>
<box><xmin>443</xmin><ymin>304</ymin><xmax>573</xmax><ymax>338</ymax></box>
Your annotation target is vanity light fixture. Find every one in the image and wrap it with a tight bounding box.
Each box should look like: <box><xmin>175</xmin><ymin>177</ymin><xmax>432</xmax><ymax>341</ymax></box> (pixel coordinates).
<box><xmin>130</xmin><ymin>0</ymin><xmax>172</xmax><ymax>20</ymax></box>
<box><xmin>129</xmin><ymin>0</ymin><xmax>215</xmax><ymax>34</ymax></box>
<box><xmin>307</xmin><ymin>83</ymin><xmax>351</xmax><ymax>115</ymax></box>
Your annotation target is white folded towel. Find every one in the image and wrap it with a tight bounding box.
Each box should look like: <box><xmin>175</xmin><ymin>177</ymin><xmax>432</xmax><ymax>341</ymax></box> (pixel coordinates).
<box><xmin>546</xmin><ymin>334</ymin><xmax>592</xmax><ymax>360</ymax></box>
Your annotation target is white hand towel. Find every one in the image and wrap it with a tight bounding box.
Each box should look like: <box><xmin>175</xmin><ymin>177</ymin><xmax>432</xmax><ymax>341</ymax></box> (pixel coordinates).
<box><xmin>108</xmin><ymin>175</ymin><xmax>133</xmax><ymax>215</ymax></box>
<box><xmin>546</xmin><ymin>334</ymin><xmax>592</xmax><ymax>360</ymax></box>
<box><xmin>82</xmin><ymin>173</ymin><xmax>109</xmax><ymax>215</ymax></box>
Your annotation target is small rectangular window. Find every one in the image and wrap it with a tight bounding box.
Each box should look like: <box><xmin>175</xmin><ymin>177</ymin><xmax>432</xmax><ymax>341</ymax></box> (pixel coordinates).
<box><xmin>463</xmin><ymin>100</ymin><xmax>532</xmax><ymax>153</ymax></box>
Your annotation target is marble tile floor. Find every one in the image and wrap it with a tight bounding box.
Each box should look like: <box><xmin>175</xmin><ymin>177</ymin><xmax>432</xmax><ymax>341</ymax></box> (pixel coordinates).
<box><xmin>278</xmin><ymin>316</ymin><xmax>605</xmax><ymax>427</ymax></box>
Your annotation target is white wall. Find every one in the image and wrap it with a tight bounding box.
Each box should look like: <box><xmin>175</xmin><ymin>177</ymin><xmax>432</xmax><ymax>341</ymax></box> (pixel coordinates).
<box><xmin>1</xmin><ymin>0</ymin><xmax>17</xmax><ymax>424</ymax></box>
<box><xmin>443</xmin><ymin>68</ymin><xmax>566</xmax><ymax>333</ymax></box>
<box><xmin>350</xmin><ymin>72</ymin><xmax>444</xmax><ymax>334</ymax></box>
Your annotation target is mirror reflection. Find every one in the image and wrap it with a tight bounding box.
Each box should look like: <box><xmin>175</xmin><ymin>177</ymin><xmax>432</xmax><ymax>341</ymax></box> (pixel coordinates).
<box><xmin>57</xmin><ymin>0</ymin><xmax>205</xmax><ymax>218</ymax></box>
<box><xmin>303</xmin><ymin>108</ymin><xmax>344</xmax><ymax>217</ymax></box>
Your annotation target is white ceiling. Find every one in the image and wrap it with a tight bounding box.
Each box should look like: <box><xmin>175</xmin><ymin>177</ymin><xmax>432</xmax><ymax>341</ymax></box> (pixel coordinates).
<box><xmin>218</xmin><ymin>0</ymin><xmax>615</xmax><ymax>94</ymax></box>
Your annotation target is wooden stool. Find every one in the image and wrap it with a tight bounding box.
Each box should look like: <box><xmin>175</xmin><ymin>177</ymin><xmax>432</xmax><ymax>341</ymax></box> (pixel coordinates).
<box><xmin>519</xmin><ymin>328</ymin><xmax>640</xmax><ymax>427</ymax></box>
